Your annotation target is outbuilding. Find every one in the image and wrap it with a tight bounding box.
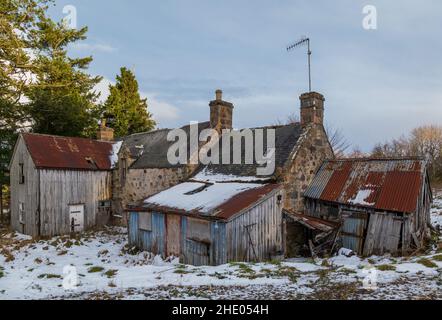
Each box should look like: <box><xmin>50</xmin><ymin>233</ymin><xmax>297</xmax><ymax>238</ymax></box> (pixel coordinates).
<box><xmin>127</xmin><ymin>176</ymin><xmax>284</xmax><ymax>266</ymax></box>
<box><xmin>301</xmin><ymin>158</ymin><xmax>432</xmax><ymax>256</ymax></box>
<box><xmin>9</xmin><ymin>132</ymin><xmax>120</xmax><ymax>236</ymax></box>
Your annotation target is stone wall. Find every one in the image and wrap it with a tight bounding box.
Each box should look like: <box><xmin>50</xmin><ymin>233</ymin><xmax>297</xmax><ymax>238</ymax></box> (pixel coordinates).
<box><xmin>280</xmin><ymin>124</ymin><xmax>334</xmax><ymax>212</ymax></box>
<box><xmin>112</xmin><ymin>145</ymin><xmax>199</xmax><ymax>224</ymax></box>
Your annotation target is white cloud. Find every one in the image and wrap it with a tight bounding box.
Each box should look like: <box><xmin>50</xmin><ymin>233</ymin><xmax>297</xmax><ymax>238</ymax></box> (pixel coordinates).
<box><xmin>94</xmin><ymin>78</ymin><xmax>180</xmax><ymax>127</ymax></box>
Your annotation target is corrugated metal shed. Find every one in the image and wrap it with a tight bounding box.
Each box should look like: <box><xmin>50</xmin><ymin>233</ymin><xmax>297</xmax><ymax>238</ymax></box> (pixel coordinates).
<box><xmin>22</xmin><ymin>133</ymin><xmax>114</xmax><ymax>171</ymax></box>
<box><xmin>304</xmin><ymin>158</ymin><xmax>426</xmax><ymax>213</ymax></box>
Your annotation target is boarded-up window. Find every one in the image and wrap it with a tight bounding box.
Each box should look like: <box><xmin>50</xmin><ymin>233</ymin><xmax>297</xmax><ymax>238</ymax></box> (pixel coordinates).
<box><xmin>187</xmin><ymin>218</ymin><xmax>211</xmax><ymax>243</ymax></box>
<box><xmin>139</xmin><ymin>212</ymin><xmax>152</xmax><ymax>231</ymax></box>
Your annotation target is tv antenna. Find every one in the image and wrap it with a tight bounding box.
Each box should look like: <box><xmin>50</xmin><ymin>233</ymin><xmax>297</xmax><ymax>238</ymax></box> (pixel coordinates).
<box><xmin>287</xmin><ymin>36</ymin><xmax>312</xmax><ymax>92</ymax></box>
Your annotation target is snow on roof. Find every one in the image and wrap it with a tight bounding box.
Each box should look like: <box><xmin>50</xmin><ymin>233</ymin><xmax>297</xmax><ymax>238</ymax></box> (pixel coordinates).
<box><xmin>192</xmin><ymin>167</ymin><xmax>271</xmax><ymax>183</ymax></box>
<box><xmin>142</xmin><ymin>181</ymin><xmax>281</xmax><ymax>219</ymax></box>
<box><xmin>348</xmin><ymin>189</ymin><xmax>375</xmax><ymax>206</ymax></box>
<box><xmin>110</xmin><ymin>141</ymin><xmax>123</xmax><ymax>169</ymax></box>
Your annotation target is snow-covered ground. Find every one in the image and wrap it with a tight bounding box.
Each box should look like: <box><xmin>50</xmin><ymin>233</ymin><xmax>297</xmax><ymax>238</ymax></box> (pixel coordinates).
<box><xmin>1</xmin><ymin>191</ymin><xmax>442</xmax><ymax>300</ymax></box>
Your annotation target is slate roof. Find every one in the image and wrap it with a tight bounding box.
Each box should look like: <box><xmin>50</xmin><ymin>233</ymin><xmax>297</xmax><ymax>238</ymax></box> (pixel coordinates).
<box><xmin>120</xmin><ymin>121</ymin><xmax>305</xmax><ymax>175</ymax></box>
<box><xmin>203</xmin><ymin>123</ymin><xmax>304</xmax><ymax>177</ymax></box>
<box><xmin>304</xmin><ymin>158</ymin><xmax>429</xmax><ymax>214</ymax></box>
<box><xmin>122</xmin><ymin>122</ymin><xmax>211</xmax><ymax>169</ymax></box>
<box><xmin>21</xmin><ymin>133</ymin><xmax>114</xmax><ymax>171</ymax></box>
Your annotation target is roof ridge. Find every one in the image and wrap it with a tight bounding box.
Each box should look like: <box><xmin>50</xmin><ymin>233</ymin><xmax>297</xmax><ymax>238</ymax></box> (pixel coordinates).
<box><xmin>22</xmin><ymin>132</ymin><xmax>112</xmax><ymax>144</ymax></box>
<box><xmin>327</xmin><ymin>157</ymin><xmax>425</xmax><ymax>162</ymax></box>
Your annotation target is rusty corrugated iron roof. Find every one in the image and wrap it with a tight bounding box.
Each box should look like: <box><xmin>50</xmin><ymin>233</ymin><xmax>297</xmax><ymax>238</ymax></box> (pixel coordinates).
<box><xmin>304</xmin><ymin>158</ymin><xmax>427</xmax><ymax>213</ymax></box>
<box><xmin>22</xmin><ymin>133</ymin><xmax>114</xmax><ymax>171</ymax></box>
<box><xmin>215</xmin><ymin>184</ymin><xmax>281</xmax><ymax>219</ymax></box>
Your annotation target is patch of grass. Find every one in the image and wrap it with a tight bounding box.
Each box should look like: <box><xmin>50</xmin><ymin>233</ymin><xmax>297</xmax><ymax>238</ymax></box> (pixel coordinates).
<box><xmin>108</xmin><ymin>281</ymin><xmax>117</xmax><ymax>288</ymax></box>
<box><xmin>268</xmin><ymin>259</ymin><xmax>282</xmax><ymax>266</ymax></box>
<box><xmin>0</xmin><ymin>270</ymin><xmax>4</xmax><ymax>278</ymax></box>
<box><xmin>104</xmin><ymin>269</ymin><xmax>118</xmax><ymax>278</ymax></box>
<box><xmin>1</xmin><ymin>249</ymin><xmax>14</xmax><ymax>262</ymax></box>
<box><xmin>321</xmin><ymin>259</ymin><xmax>331</xmax><ymax>267</ymax></box>
<box><xmin>275</xmin><ymin>266</ymin><xmax>298</xmax><ymax>283</ymax></box>
<box><xmin>367</xmin><ymin>259</ymin><xmax>376</xmax><ymax>265</ymax></box>
<box><xmin>87</xmin><ymin>266</ymin><xmax>105</xmax><ymax>273</ymax></box>
<box><xmin>174</xmin><ymin>269</ymin><xmax>190</xmax><ymax>274</ymax></box>
<box><xmin>238</xmin><ymin>263</ymin><xmax>255</xmax><ymax>273</ymax></box>
<box><xmin>432</xmin><ymin>254</ymin><xmax>442</xmax><ymax>262</ymax></box>
<box><xmin>417</xmin><ymin>258</ymin><xmax>438</xmax><ymax>268</ymax></box>
<box><xmin>211</xmin><ymin>272</ymin><xmax>228</xmax><ymax>279</ymax></box>
<box><xmin>38</xmin><ymin>273</ymin><xmax>61</xmax><ymax>279</ymax></box>
<box><xmin>339</xmin><ymin>268</ymin><xmax>357</xmax><ymax>274</ymax></box>
<box><xmin>376</xmin><ymin>264</ymin><xmax>396</xmax><ymax>271</ymax></box>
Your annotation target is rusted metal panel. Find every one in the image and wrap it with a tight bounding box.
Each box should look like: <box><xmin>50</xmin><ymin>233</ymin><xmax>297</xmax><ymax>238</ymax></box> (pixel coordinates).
<box><xmin>303</xmin><ymin>167</ymin><xmax>333</xmax><ymax>199</ymax></box>
<box><xmin>22</xmin><ymin>133</ymin><xmax>114</xmax><ymax>170</ymax></box>
<box><xmin>216</xmin><ymin>184</ymin><xmax>281</xmax><ymax>219</ymax></box>
<box><xmin>320</xmin><ymin>161</ymin><xmax>352</xmax><ymax>202</ymax></box>
<box><xmin>376</xmin><ymin>171</ymin><xmax>422</xmax><ymax>213</ymax></box>
<box><xmin>304</xmin><ymin>158</ymin><xmax>426</xmax><ymax>214</ymax></box>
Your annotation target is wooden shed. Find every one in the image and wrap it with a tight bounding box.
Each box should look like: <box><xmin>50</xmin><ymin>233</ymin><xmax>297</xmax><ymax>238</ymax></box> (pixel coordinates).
<box><xmin>9</xmin><ymin>133</ymin><xmax>120</xmax><ymax>237</ymax></box>
<box><xmin>301</xmin><ymin>158</ymin><xmax>432</xmax><ymax>256</ymax></box>
<box><xmin>127</xmin><ymin>179</ymin><xmax>284</xmax><ymax>266</ymax></box>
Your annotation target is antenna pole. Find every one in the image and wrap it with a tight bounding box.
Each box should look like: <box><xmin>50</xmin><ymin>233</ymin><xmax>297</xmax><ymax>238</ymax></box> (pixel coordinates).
<box><xmin>287</xmin><ymin>36</ymin><xmax>312</xmax><ymax>92</ymax></box>
<box><xmin>307</xmin><ymin>39</ymin><xmax>311</xmax><ymax>92</ymax></box>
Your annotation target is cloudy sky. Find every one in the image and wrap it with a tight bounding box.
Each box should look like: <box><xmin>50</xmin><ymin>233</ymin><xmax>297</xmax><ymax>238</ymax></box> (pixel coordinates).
<box><xmin>48</xmin><ymin>0</ymin><xmax>442</xmax><ymax>151</ymax></box>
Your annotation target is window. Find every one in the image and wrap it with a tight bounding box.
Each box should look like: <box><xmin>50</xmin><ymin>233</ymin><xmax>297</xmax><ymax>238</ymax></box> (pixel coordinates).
<box><xmin>138</xmin><ymin>212</ymin><xmax>152</xmax><ymax>231</ymax></box>
<box><xmin>19</xmin><ymin>163</ymin><xmax>25</xmax><ymax>184</ymax></box>
<box><xmin>187</xmin><ymin>218</ymin><xmax>211</xmax><ymax>243</ymax></box>
<box><xmin>19</xmin><ymin>202</ymin><xmax>25</xmax><ymax>224</ymax></box>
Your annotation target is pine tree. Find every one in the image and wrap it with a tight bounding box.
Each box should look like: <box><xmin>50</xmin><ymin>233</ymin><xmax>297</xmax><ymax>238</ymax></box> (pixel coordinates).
<box><xmin>103</xmin><ymin>67</ymin><xmax>155</xmax><ymax>137</ymax></box>
<box><xmin>27</xmin><ymin>17</ymin><xmax>102</xmax><ymax>137</ymax></box>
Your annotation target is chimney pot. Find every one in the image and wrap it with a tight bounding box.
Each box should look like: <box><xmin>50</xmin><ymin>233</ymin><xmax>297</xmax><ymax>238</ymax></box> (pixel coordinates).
<box><xmin>215</xmin><ymin>89</ymin><xmax>223</xmax><ymax>101</ymax></box>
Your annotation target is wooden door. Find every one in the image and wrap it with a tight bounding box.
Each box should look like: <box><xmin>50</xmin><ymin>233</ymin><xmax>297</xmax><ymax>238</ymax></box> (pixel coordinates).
<box><xmin>69</xmin><ymin>205</ymin><xmax>84</xmax><ymax>232</ymax></box>
<box><xmin>341</xmin><ymin>212</ymin><xmax>368</xmax><ymax>254</ymax></box>
<box><xmin>166</xmin><ymin>214</ymin><xmax>181</xmax><ymax>257</ymax></box>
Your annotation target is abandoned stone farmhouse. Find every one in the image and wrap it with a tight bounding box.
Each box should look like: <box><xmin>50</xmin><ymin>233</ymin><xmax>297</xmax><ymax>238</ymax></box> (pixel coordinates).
<box><xmin>9</xmin><ymin>89</ymin><xmax>432</xmax><ymax>264</ymax></box>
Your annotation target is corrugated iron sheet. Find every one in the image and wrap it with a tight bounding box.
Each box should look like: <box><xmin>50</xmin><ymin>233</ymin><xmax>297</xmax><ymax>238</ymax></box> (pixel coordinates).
<box><xmin>304</xmin><ymin>158</ymin><xmax>426</xmax><ymax>214</ymax></box>
<box><xmin>215</xmin><ymin>184</ymin><xmax>281</xmax><ymax>219</ymax></box>
<box><xmin>22</xmin><ymin>133</ymin><xmax>114</xmax><ymax>170</ymax></box>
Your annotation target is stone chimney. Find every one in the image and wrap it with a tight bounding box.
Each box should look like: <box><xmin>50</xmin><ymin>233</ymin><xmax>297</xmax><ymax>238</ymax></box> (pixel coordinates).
<box><xmin>300</xmin><ymin>91</ymin><xmax>325</xmax><ymax>126</ymax></box>
<box><xmin>97</xmin><ymin>119</ymin><xmax>114</xmax><ymax>141</ymax></box>
<box><xmin>209</xmin><ymin>89</ymin><xmax>234</xmax><ymax>131</ymax></box>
